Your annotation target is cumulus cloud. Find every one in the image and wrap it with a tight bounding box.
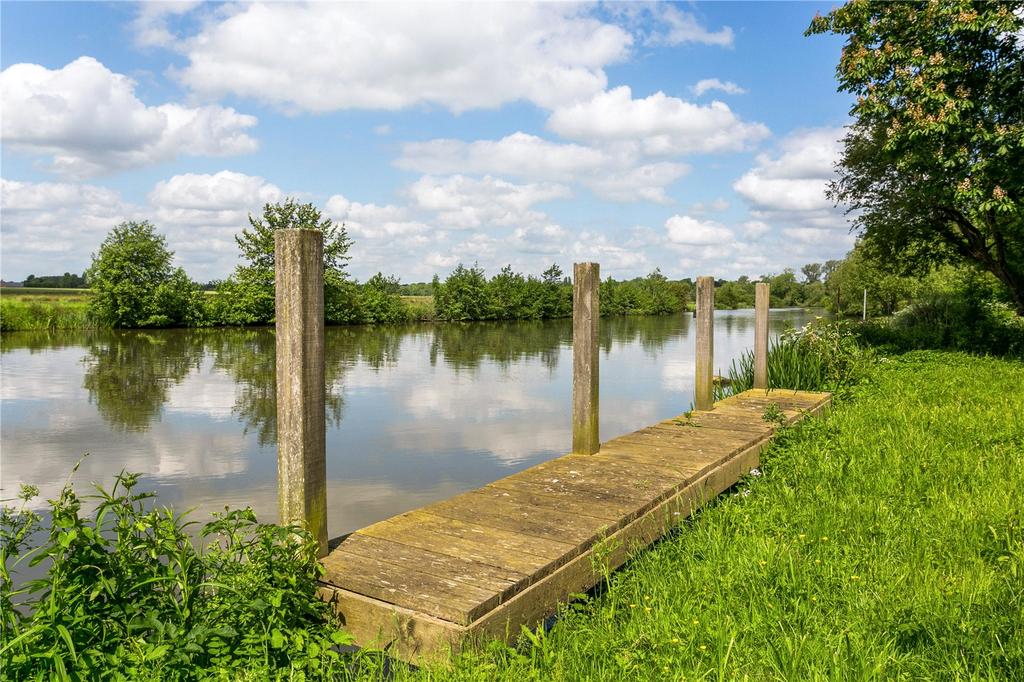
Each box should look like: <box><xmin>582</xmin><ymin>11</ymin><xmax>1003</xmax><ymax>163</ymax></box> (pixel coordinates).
<box><xmin>324</xmin><ymin>195</ymin><xmax>430</xmax><ymax>241</ymax></box>
<box><xmin>642</xmin><ymin>5</ymin><xmax>734</xmax><ymax>47</ymax></box>
<box><xmin>546</xmin><ymin>86</ymin><xmax>769</xmax><ymax>156</ymax></box>
<box><xmin>692</xmin><ymin>78</ymin><xmax>746</xmax><ymax>96</ymax></box>
<box><xmin>168</xmin><ymin>3</ymin><xmax>632</xmax><ymax>113</ymax></box>
<box><xmin>1</xmin><ymin>57</ymin><xmax>258</xmax><ymax>177</ymax></box>
<box><xmin>397</xmin><ymin>132</ymin><xmax>687</xmax><ymax>203</ymax></box>
<box><xmin>733</xmin><ymin>127</ymin><xmax>844</xmax><ymax>212</ymax></box>
<box><xmin>407</xmin><ymin>175</ymin><xmax>571</xmax><ymax>230</ymax></box>
<box><xmin>665</xmin><ymin>215</ymin><xmax>735</xmax><ymax>246</ymax></box>
<box><xmin>0</xmin><ymin>179</ymin><xmax>136</xmax><ymax>276</ymax></box>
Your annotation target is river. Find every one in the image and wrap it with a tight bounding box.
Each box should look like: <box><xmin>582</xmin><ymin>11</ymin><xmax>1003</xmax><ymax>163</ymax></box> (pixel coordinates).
<box><xmin>1</xmin><ymin>309</ymin><xmax>821</xmax><ymax>536</ymax></box>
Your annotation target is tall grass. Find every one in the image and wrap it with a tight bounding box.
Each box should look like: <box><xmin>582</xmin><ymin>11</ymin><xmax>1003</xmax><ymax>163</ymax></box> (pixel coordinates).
<box><xmin>719</xmin><ymin>318</ymin><xmax>871</xmax><ymax>397</ymax></box>
<box><xmin>0</xmin><ymin>298</ymin><xmax>96</xmax><ymax>331</ymax></box>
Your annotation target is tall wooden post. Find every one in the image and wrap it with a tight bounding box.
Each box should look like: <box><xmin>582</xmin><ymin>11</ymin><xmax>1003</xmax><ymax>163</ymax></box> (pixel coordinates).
<box><xmin>275</xmin><ymin>229</ymin><xmax>328</xmax><ymax>557</ymax></box>
<box><xmin>753</xmin><ymin>282</ymin><xmax>770</xmax><ymax>390</ymax></box>
<box><xmin>694</xmin><ymin>276</ymin><xmax>715</xmax><ymax>411</ymax></box>
<box><xmin>572</xmin><ymin>262</ymin><xmax>600</xmax><ymax>455</ymax></box>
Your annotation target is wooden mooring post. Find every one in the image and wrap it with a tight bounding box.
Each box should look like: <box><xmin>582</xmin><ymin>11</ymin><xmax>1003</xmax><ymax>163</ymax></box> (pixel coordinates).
<box><xmin>275</xmin><ymin>229</ymin><xmax>328</xmax><ymax>557</ymax></box>
<box><xmin>694</xmin><ymin>276</ymin><xmax>715</xmax><ymax>411</ymax></box>
<box><xmin>754</xmin><ymin>282</ymin><xmax>770</xmax><ymax>390</ymax></box>
<box><xmin>572</xmin><ymin>262</ymin><xmax>600</xmax><ymax>455</ymax></box>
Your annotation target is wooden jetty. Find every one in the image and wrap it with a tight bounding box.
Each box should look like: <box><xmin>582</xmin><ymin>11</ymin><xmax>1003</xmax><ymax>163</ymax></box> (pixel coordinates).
<box><xmin>272</xmin><ymin>231</ymin><xmax>831</xmax><ymax>663</ymax></box>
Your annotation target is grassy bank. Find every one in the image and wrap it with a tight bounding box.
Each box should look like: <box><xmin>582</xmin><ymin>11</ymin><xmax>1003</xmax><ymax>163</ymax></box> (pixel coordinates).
<box><xmin>354</xmin><ymin>350</ymin><xmax>1022</xmax><ymax>680</ymax></box>
<box><xmin>0</xmin><ymin>297</ymin><xmax>95</xmax><ymax>331</ymax></box>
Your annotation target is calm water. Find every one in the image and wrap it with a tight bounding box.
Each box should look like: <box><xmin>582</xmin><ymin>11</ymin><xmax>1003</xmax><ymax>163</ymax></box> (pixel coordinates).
<box><xmin>1</xmin><ymin>310</ymin><xmax>820</xmax><ymax>535</ymax></box>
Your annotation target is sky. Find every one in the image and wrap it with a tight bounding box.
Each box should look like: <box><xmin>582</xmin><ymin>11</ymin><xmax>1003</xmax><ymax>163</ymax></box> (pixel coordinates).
<box><xmin>0</xmin><ymin>1</ymin><xmax>857</xmax><ymax>284</ymax></box>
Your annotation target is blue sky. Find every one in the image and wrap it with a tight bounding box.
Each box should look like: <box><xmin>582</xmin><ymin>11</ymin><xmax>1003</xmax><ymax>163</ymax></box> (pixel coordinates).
<box><xmin>1</xmin><ymin>1</ymin><xmax>855</xmax><ymax>283</ymax></box>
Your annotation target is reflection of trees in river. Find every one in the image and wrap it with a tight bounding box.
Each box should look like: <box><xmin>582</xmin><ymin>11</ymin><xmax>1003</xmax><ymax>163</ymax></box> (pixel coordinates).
<box><xmin>427</xmin><ymin>320</ymin><xmax>570</xmax><ymax>371</ymax></box>
<box><xmin>81</xmin><ymin>330</ymin><xmax>204</xmax><ymax>432</ymax></box>
<box><xmin>36</xmin><ymin>315</ymin><xmax>697</xmax><ymax>436</ymax></box>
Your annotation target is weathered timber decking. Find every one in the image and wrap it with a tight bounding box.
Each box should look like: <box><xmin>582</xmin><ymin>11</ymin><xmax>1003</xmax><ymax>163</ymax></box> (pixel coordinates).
<box><xmin>318</xmin><ymin>388</ymin><xmax>831</xmax><ymax>662</ymax></box>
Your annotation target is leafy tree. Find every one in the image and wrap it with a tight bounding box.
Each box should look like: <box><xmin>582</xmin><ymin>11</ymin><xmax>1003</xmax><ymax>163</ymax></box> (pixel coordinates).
<box><xmin>801</xmin><ymin>263</ymin><xmax>824</xmax><ymax>284</ymax></box>
<box><xmin>360</xmin><ymin>273</ymin><xmax>409</xmax><ymax>324</ymax></box>
<box><xmin>85</xmin><ymin>221</ymin><xmax>204</xmax><ymax>328</ymax></box>
<box><xmin>539</xmin><ymin>264</ymin><xmax>572</xmax><ymax>318</ymax></box>
<box><xmin>433</xmin><ymin>264</ymin><xmax>490</xmax><ymax>321</ymax></box>
<box><xmin>214</xmin><ymin>199</ymin><xmax>353</xmax><ymax>325</ymax></box>
<box><xmin>808</xmin><ymin>1</ymin><xmax>1024</xmax><ymax>314</ymax></box>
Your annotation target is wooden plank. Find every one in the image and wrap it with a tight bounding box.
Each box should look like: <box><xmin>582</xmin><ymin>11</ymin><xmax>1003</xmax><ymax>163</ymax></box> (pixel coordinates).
<box><xmin>467</xmin><ymin>437</ymin><xmax>766</xmax><ymax>644</ymax></box>
<box><xmin>318</xmin><ymin>586</ymin><xmax>466</xmax><ymax>664</ymax></box>
<box><xmin>358</xmin><ymin>511</ymin><xmax>572</xmax><ymax>575</ymax></box>
<box><xmin>321</xmin><ymin>549</ymin><xmax>496</xmax><ymax>624</ymax></box>
<box><xmin>487</xmin><ymin>477</ymin><xmax>643</xmax><ymax>519</ymax></box>
<box><xmin>320</xmin><ymin>391</ymin><xmax>833</xmax><ymax>663</ymax></box>
<box><xmin>425</xmin><ymin>490</ymin><xmax>612</xmax><ymax>547</ymax></box>
<box><xmin>332</xmin><ymin>533</ymin><xmax>526</xmax><ymax>595</ymax></box>
<box><xmin>478</xmin><ymin>482</ymin><xmax>623</xmax><ymax>522</ymax></box>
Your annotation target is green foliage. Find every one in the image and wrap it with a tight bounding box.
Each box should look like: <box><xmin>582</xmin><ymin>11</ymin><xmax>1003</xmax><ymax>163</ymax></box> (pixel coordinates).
<box><xmin>360</xmin><ymin>273</ymin><xmax>410</xmax><ymax>324</ymax></box>
<box><xmin>601</xmin><ymin>270</ymin><xmax>684</xmax><ymax>317</ymax></box>
<box><xmin>824</xmin><ymin>241</ymin><xmax>919</xmax><ymax>316</ymax></box>
<box><xmin>859</xmin><ymin>266</ymin><xmax>1024</xmax><ymax>357</ymax></box>
<box><xmin>0</xmin><ymin>469</ymin><xmax>351</xmax><ymax>680</ymax></box>
<box><xmin>213</xmin><ymin>199</ymin><xmax>353</xmax><ymax>326</ymax></box>
<box><xmin>433</xmin><ymin>264</ymin><xmax>491</xmax><ymax>321</ymax></box>
<box><xmin>23</xmin><ymin>273</ymin><xmax>87</xmax><ymax>288</ymax></box>
<box><xmin>85</xmin><ymin>221</ymin><xmax>205</xmax><ymax>328</ymax></box>
<box><xmin>723</xmin><ymin>318</ymin><xmax>873</xmax><ymax>396</ymax></box>
<box><xmin>808</xmin><ymin>1</ymin><xmax>1024</xmax><ymax>314</ymax></box>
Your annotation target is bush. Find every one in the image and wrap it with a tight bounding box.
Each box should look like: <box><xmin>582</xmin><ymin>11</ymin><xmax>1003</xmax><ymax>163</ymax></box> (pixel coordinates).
<box><xmin>359</xmin><ymin>273</ymin><xmax>409</xmax><ymax>324</ymax></box>
<box><xmin>85</xmin><ymin>221</ymin><xmax>205</xmax><ymax>328</ymax></box>
<box><xmin>433</xmin><ymin>264</ymin><xmax>490</xmax><ymax>321</ymax></box>
<box><xmin>1</xmin><ymin>470</ymin><xmax>350</xmax><ymax>680</ymax></box>
<box><xmin>723</xmin><ymin>318</ymin><xmax>873</xmax><ymax>395</ymax></box>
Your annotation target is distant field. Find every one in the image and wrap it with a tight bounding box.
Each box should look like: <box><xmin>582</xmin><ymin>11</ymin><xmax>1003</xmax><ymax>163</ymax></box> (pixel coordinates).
<box><xmin>0</xmin><ymin>287</ymin><xmax>91</xmax><ymax>301</ymax></box>
<box><xmin>400</xmin><ymin>295</ymin><xmax>433</xmax><ymax>304</ymax></box>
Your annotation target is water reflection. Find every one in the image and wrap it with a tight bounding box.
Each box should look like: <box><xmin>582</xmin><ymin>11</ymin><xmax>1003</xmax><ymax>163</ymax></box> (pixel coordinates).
<box><xmin>1</xmin><ymin>309</ymin><xmax>821</xmax><ymax>534</ymax></box>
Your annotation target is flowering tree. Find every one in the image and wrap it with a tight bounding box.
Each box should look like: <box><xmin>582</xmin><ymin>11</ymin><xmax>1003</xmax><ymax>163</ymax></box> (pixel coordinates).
<box><xmin>808</xmin><ymin>1</ymin><xmax>1024</xmax><ymax>314</ymax></box>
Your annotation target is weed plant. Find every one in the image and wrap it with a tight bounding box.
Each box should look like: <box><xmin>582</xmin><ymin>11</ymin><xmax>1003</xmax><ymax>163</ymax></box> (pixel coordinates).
<box><xmin>720</xmin><ymin>318</ymin><xmax>872</xmax><ymax>397</ymax></box>
<box><xmin>0</xmin><ymin>467</ymin><xmax>351</xmax><ymax>680</ymax></box>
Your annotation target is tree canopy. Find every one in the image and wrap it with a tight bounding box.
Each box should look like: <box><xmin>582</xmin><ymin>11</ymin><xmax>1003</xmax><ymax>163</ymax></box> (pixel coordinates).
<box><xmin>808</xmin><ymin>0</ymin><xmax>1024</xmax><ymax>314</ymax></box>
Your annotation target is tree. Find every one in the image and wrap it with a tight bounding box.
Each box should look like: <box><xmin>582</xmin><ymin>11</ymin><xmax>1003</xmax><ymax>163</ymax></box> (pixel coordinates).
<box><xmin>85</xmin><ymin>221</ymin><xmax>204</xmax><ymax>328</ymax></box>
<box><xmin>808</xmin><ymin>2</ymin><xmax>1024</xmax><ymax>314</ymax></box>
<box><xmin>214</xmin><ymin>199</ymin><xmax>353</xmax><ymax>325</ymax></box>
<box><xmin>801</xmin><ymin>263</ymin><xmax>824</xmax><ymax>284</ymax></box>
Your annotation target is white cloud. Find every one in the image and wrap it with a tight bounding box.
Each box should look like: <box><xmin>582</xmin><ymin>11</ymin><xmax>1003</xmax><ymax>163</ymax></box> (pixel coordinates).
<box><xmin>324</xmin><ymin>195</ymin><xmax>430</xmax><ymax>240</ymax></box>
<box><xmin>147</xmin><ymin>171</ymin><xmax>283</xmax><ymax>278</ymax></box>
<box><xmin>570</xmin><ymin>232</ymin><xmax>648</xmax><ymax>272</ymax></box>
<box><xmin>643</xmin><ymin>5</ymin><xmax>734</xmax><ymax>47</ymax></box>
<box><xmin>131</xmin><ymin>1</ymin><xmax>202</xmax><ymax>48</ymax></box>
<box><xmin>397</xmin><ymin>132</ymin><xmax>686</xmax><ymax>203</ymax></box>
<box><xmin>733</xmin><ymin>127</ymin><xmax>843</xmax><ymax>212</ymax></box>
<box><xmin>741</xmin><ymin>220</ymin><xmax>772</xmax><ymax>239</ymax></box>
<box><xmin>0</xmin><ymin>179</ymin><xmax>136</xmax><ymax>276</ymax></box>
<box><xmin>1</xmin><ymin>57</ymin><xmax>258</xmax><ymax>177</ymax></box>
<box><xmin>546</xmin><ymin>86</ymin><xmax>769</xmax><ymax>156</ymax></box>
<box><xmin>407</xmin><ymin>175</ymin><xmax>571</xmax><ymax>230</ymax></box>
<box><xmin>169</xmin><ymin>3</ymin><xmax>632</xmax><ymax>113</ymax></box>
<box><xmin>665</xmin><ymin>215</ymin><xmax>734</xmax><ymax>246</ymax></box>
<box><xmin>692</xmin><ymin>78</ymin><xmax>746</xmax><ymax>96</ymax></box>
<box><xmin>508</xmin><ymin>224</ymin><xmax>569</xmax><ymax>255</ymax></box>
<box><xmin>690</xmin><ymin>197</ymin><xmax>730</xmax><ymax>214</ymax></box>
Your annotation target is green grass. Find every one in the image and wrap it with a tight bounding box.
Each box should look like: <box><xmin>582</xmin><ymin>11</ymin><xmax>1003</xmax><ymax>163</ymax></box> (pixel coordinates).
<box><xmin>345</xmin><ymin>351</ymin><xmax>1023</xmax><ymax>680</ymax></box>
<box><xmin>0</xmin><ymin>287</ymin><xmax>91</xmax><ymax>299</ymax></box>
<box><xmin>0</xmin><ymin>297</ymin><xmax>95</xmax><ymax>331</ymax></box>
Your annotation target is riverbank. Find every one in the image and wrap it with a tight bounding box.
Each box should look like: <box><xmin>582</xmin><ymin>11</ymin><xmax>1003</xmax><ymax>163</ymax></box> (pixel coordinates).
<box><xmin>350</xmin><ymin>350</ymin><xmax>1023</xmax><ymax>679</ymax></box>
